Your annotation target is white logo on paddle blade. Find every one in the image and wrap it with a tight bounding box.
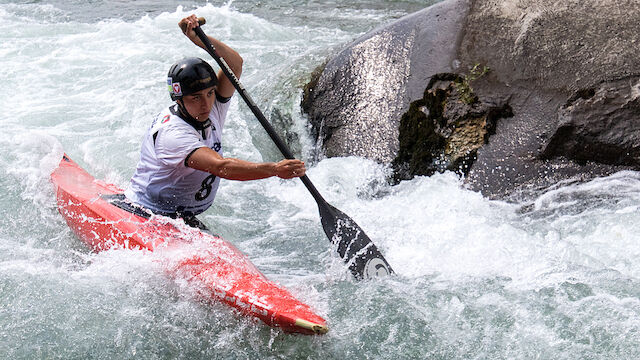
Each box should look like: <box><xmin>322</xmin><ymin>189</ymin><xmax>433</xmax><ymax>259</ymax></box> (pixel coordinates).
<box><xmin>364</xmin><ymin>258</ymin><xmax>390</xmax><ymax>278</ymax></box>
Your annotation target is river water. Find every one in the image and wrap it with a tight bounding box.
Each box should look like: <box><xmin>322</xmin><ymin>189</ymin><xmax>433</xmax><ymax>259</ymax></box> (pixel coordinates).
<box><xmin>2</xmin><ymin>1</ymin><xmax>640</xmax><ymax>359</ymax></box>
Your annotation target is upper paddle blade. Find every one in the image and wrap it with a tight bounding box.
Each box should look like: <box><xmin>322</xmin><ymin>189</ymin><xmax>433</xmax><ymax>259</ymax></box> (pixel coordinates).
<box><xmin>318</xmin><ymin>203</ymin><xmax>394</xmax><ymax>280</ymax></box>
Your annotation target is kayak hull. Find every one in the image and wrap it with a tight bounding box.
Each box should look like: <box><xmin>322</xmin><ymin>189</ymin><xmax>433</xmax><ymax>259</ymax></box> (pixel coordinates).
<box><xmin>51</xmin><ymin>155</ymin><xmax>327</xmax><ymax>335</ymax></box>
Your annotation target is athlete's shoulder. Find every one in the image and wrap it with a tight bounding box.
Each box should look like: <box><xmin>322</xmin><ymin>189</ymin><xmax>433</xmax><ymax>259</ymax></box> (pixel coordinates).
<box><xmin>151</xmin><ymin>105</ymin><xmax>193</xmax><ymax>133</ymax></box>
<box><xmin>210</xmin><ymin>95</ymin><xmax>232</xmax><ymax>129</ymax></box>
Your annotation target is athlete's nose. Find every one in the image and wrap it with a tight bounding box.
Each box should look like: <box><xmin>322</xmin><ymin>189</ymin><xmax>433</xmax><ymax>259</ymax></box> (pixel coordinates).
<box><xmin>200</xmin><ymin>97</ymin><xmax>209</xmax><ymax>111</ymax></box>
<box><xmin>205</xmin><ymin>95</ymin><xmax>215</xmax><ymax>109</ymax></box>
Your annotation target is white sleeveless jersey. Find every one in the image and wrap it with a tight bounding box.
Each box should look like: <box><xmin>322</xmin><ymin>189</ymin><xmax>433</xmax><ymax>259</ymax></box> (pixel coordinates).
<box><xmin>125</xmin><ymin>100</ymin><xmax>230</xmax><ymax>215</ymax></box>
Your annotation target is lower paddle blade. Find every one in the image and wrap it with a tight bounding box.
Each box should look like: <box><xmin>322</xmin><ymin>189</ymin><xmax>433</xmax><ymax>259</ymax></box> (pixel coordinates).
<box><xmin>318</xmin><ymin>203</ymin><xmax>393</xmax><ymax>280</ymax></box>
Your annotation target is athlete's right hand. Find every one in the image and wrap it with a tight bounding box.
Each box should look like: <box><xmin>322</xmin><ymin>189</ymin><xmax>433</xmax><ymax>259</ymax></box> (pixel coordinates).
<box><xmin>275</xmin><ymin>159</ymin><xmax>306</xmax><ymax>179</ymax></box>
<box><xmin>178</xmin><ymin>14</ymin><xmax>199</xmax><ymax>39</ymax></box>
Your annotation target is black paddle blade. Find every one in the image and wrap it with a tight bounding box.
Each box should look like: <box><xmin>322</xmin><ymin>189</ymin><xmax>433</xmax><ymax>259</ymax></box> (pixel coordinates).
<box><xmin>318</xmin><ymin>203</ymin><xmax>394</xmax><ymax>280</ymax></box>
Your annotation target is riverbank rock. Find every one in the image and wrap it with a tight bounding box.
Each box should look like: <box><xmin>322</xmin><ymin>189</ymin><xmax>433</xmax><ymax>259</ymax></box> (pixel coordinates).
<box><xmin>302</xmin><ymin>0</ymin><xmax>640</xmax><ymax>198</ymax></box>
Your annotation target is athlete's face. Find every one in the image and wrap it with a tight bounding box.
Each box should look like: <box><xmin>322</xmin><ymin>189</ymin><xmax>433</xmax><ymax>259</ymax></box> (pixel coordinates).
<box><xmin>182</xmin><ymin>86</ymin><xmax>216</xmax><ymax>121</ymax></box>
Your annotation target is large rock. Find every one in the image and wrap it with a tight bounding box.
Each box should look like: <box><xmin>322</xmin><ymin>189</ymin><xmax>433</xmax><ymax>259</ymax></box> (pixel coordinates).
<box><xmin>303</xmin><ymin>0</ymin><xmax>471</xmax><ymax>164</ymax></box>
<box><xmin>461</xmin><ymin>0</ymin><xmax>640</xmax><ymax>197</ymax></box>
<box><xmin>303</xmin><ymin>0</ymin><xmax>640</xmax><ymax>198</ymax></box>
<box><xmin>541</xmin><ymin>79</ymin><xmax>640</xmax><ymax>166</ymax></box>
<box><xmin>461</xmin><ymin>0</ymin><xmax>639</xmax><ymax>92</ymax></box>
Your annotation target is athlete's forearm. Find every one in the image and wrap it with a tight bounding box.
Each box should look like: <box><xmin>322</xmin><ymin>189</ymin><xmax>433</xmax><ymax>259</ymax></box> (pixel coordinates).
<box><xmin>187</xmin><ymin>147</ymin><xmax>305</xmax><ymax>181</ymax></box>
<box><xmin>214</xmin><ymin>158</ymin><xmax>277</xmax><ymax>181</ymax></box>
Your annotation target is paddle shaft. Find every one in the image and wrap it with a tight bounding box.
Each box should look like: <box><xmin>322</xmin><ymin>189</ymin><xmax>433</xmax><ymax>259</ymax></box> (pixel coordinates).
<box><xmin>193</xmin><ymin>22</ymin><xmax>330</xmax><ymax>210</ymax></box>
<box><xmin>191</xmin><ymin>19</ymin><xmax>393</xmax><ymax>279</ymax></box>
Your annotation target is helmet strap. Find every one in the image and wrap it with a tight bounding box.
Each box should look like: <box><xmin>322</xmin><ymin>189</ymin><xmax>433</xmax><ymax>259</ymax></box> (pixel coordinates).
<box><xmin>175</xmin><ymin>100</ymin><xmax>211</xmax><ymax>137</ymax></box>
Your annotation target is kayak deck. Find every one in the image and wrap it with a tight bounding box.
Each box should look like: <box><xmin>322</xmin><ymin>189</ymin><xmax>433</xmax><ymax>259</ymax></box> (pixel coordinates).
<box><xmin>51</xmin><ymin>155</ymin><xmax>327</xmax><ymax>335</ymax></box>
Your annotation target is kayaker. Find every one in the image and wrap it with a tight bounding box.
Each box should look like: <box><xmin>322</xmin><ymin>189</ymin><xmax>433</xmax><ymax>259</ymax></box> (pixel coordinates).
<box><xmin>124</xmin><ymin>14</ymin><xmax>306</xmax><ymax>229</ymax></box>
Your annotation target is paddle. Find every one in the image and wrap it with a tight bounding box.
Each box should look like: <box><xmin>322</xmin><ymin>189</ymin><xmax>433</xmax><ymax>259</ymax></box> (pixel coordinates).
<box><xmin>191</xmin><ymin>18</ymin><xmax>393</xmax><ymax>280</ymax></box>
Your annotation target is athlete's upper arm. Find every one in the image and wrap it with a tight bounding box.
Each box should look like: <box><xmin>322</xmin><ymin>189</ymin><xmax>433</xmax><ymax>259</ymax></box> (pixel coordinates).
<box><xmin>185</xmin><ymin>146</ymin><xmax>224</xmax><ymax>173</ymax></box>
<box><xmin>216</xmin><ymin>69</ymin><xmax>238</xmax><ymax>99</ymax></box>
<box><xmin>155</xmin><ymin>126</ymin><xmax>203</xmax><ymax>167</ymax></box>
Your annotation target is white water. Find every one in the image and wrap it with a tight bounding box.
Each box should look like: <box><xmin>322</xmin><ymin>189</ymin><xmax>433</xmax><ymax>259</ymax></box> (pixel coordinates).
<box><xmin>2</xmin><ymin>1</ymin><xmax>640</xmax><ymax>359</ymax></box>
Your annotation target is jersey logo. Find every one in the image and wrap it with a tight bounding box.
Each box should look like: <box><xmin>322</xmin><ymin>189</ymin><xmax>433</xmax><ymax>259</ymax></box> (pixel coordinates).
<box><xmin>161</xmin><ymin>115</ymin><xmax>170</xmax><ymax>124</ymax></box>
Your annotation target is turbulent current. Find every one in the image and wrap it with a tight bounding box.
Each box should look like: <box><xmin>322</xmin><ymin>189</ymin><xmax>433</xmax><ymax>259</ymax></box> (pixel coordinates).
<box><xmin>1</xmin><ymin>1</ymin><xmax>640</xmax><ymax>359</ymax></box>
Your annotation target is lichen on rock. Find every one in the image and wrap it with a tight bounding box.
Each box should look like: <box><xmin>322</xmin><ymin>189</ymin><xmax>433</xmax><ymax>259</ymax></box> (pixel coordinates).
<box><xmin>393</xmin><ymin>73</ymin><xmax>512</xmax><ymax>182</ymax></box>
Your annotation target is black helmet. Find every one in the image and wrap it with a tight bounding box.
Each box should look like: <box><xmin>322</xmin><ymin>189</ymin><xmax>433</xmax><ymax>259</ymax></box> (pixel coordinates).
<box><xmin>167</xmin><ymin>57</ymin><xmax>218</xmax><ymax>101</ymax></box>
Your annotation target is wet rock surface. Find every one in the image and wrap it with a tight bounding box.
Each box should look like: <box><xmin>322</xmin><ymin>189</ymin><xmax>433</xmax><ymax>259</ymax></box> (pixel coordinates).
<box><xmin>303</xmin><ymin>0</ymin><xmax>471</xmax><ymax>164</ymax></box>
<box><xmin>302</xmin><ymin>0</ymin><xmax>640</xmax><ymax>199</ymax></box>
<box><xmin>541</xmin><ymin>78</ymin><xmax>640</xmax><ymax>166</ymax></box>
<box><xmin>461</xmin><ymin>0</ymin><xmax>640</xmax><ymax>198</ymax></box>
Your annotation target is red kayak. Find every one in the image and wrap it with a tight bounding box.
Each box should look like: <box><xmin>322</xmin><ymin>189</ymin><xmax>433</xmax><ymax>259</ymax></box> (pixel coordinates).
<box><xmin>51</xmin><ymin>155</ymin><xmax>328</xmax><ymax>335</ymax></box>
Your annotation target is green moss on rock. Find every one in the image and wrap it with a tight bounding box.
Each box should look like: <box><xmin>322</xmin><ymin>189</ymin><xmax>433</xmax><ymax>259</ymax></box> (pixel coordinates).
<box><xmin>392</xmin><ymin>73</ymin><xmax>513</xmax><ymax>183</ymax></box>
